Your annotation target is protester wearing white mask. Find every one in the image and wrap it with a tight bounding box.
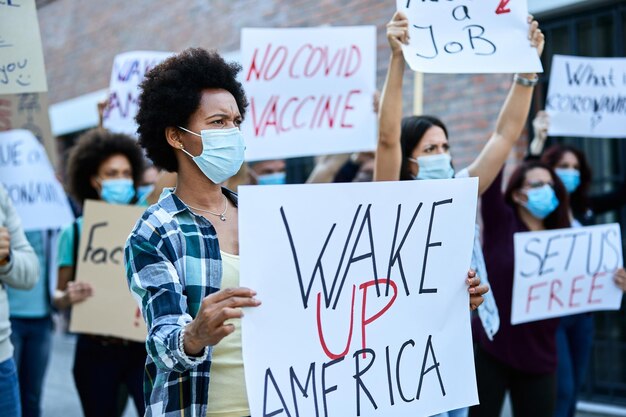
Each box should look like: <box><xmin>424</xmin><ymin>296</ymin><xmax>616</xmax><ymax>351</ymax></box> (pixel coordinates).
<box><xmin>375</xmin><ymin>11</ymin><xmax>545</xmax><ymax>192</ymax></box>
<box><xmin>126</xmin><ymin>47</ymin><xmax>488</xmax><ymax>417</ymax></box>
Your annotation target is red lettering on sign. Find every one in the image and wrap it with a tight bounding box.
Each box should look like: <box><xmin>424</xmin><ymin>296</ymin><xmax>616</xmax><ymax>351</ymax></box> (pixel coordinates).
<box><xmin>360</xmin><ymin>279</ymin><xmax>398</xmax><ymax>358</ymax></box>
<box><xmin>496</xmin><ymin>0</ymin><xmax>511</xmax><ymax>14</ymax></box>
<box><xmin>588</xmin><ymin>272</ymin><xmax>607</xmax><ymax>304</ymax></box>
<box><xmin>316</xmin><ymin>285</ymin><xmax>356</xmax><ymax>360</ymax></box>
<box><xmin>568</xmin><ymin>275</ymin><xmax>585</xmax><ymax>308</ymax></box>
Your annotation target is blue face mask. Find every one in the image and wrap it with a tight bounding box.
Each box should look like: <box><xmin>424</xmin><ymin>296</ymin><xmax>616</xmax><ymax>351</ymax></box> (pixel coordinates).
<box><xmin>100</xmin><ymin>178</ymin><xmax>135</xmax><ymax>205</ymax></box>
<box><xmin>555</xmin><ymin>168</ymin><xmax>581</xmax><ymax>194</ymax></box>
<box><xmin>178</xmin><ymin>127</ymin><xmax>245</xmax><ymax>184</ymax></box>
<box><xmin>137</xmin><ymin>184</ymin><xmax>155</xmax><ymax>202</ymax></box>
<box><xmin>257</xmin><ymin>172</ymin><xmax>286</xmax><ymax>185</ymax></box>
<box><xmin>524</xmin><ymin>184</ymin><xmax>560</xmax><ymax>220</ymax></box>
<box><xmin>411</xmin><ymin>153</ymin><xmax>455</xmax><ymax>180</ymax></box>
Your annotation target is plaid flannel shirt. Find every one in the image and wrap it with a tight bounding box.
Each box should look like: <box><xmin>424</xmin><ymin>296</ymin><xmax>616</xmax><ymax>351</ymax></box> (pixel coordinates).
<box><xmin>125</xmin><ymin>188</ymin><xmax>237</xmax><ymax>417</ymax></box>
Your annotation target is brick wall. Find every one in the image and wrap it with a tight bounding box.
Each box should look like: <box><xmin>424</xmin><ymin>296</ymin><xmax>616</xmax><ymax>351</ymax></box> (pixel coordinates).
<box><xmin>423</xmin><ymin>73</ymin><xmax>530</xmax><ymax>171</ymax></box>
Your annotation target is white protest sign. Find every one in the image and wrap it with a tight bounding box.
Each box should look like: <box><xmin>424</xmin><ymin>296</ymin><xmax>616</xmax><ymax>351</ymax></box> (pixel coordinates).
<box><xmin>240</xmin><ymin>178</ymin><xmax>479</xmax><ymax>417</ymax></box>
<box><xmin>103</xmin><ymin>51</ymin><xmax>172</xmax><ymax>136</ymax></box>
<box><xmin>241</xmin><ymin>26</ymin><xmax>377</xmax><ymax>161</ymax></box>
<box><xmin>546</xmin><ymin>55</ymin><xmax>626</xmax><ymax>138</ymax></box>
<box><xmin>0</xmin><ymin>0</ymin><xmax>48</xmax><ymax>94</ymax></box>
<box><xmin>397</xmin><ymin>0</ymin><xmax>543</xmax><ymax>74</ymax></box>
<box><xmin>511</xmin><ymin>224</ymin><xmax>624</xmax><ymax>325</ymax></box>
<box><xmin>0</xmin><ymin>129</ymin><xmax>73</xmax><ymax>231</ymax></box>
<box><xmin>70</xmin><ymin>200</ymin><xmax>147</xmax><ymax>342</ymax></box>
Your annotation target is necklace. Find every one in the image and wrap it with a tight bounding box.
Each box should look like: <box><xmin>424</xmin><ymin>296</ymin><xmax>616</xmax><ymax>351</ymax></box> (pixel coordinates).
<box><xmin>185</xmin><ymin>194</ymin><xmax>228</xmax><ymax>221</ymax></box>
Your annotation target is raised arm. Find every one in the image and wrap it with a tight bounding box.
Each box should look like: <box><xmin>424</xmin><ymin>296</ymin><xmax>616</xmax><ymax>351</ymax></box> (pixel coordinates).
<box><xmin>467</xmin><ymin>18</ymin><xmax>545</xmax><ymax>195</ymax></box>
<box><xmin>374</xmin><ymin>11</ymin><xmax>409</xmax><ymax>182</ymax></box>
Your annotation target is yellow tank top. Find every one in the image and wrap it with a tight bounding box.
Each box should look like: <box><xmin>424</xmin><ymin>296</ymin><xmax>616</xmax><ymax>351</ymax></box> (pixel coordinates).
<box><xmin>206</xmin><ymin>251</ymin><xmax>249</xmax><ymax>417</ymax></box>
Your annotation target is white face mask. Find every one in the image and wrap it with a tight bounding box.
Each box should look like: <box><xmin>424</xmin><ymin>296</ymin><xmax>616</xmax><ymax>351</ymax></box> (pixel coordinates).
<box><xmin>177</xmin><ymin>127</ymin><xmax>245</xmax><ymax>184</ymax></box>
<box><xmin>409</xmin><ymin>153</ymin><xmax>455</xmax><ymax>180</ymax></box>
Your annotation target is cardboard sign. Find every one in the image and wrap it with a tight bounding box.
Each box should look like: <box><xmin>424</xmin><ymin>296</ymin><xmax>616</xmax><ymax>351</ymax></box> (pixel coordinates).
<box><xmin>0</xmin><ymin>129</ymin><xmax>73</xmax><ymax>231</ymax></box>
<box><xmin>511</xmin><ymin>224</ymin><xmax>624</xmax><ymax>325</ymax></box>
<box><xmin>0</xmin><ymin>92</ymin><xmax>57</xmax><ymax>167</ymax></box>
<box><xmin>241</xmin><ymin>26</ymin><xmax>377</xmax><ymax>161</ymax></box>
<box><xmin>240</xmin><ymin>178</ymin><xmax>479</xmax><ymax>417</ymax></box>
<box><xmin>0</xmin><ymin>0</ymin><xmax>48</xmax><ymax>94</ymax></box>
<box><xmin>103</xmin><ymin>51</ymin><xmax>172</xmax><ymax>136</ymax></box>
<box><xmin>397</xmin><ymin>0</ymin><xmax>543</xmax><ymax>74</ymax></box>
<box><xmin>70</xmin><ymin>200</ymin><xmax>147</xmax><ymax>342</ymax></box>
<box><xmin>546</xmin><ymin>55</ymin><xmax>626</xmax><ymax>138</ymax></box>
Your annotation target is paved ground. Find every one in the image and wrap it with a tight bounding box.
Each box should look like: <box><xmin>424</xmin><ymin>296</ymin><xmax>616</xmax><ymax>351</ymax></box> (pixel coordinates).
<box><xmin>39</xmin><ymin>330</ymin><xmax>604</xmax><ymax>417</ymax></box>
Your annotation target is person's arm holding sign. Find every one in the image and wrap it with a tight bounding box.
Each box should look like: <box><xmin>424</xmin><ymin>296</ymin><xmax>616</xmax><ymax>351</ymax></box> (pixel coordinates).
<box><xmin>53</xmin><ymin>224</ymin><xmax>93</xmax><ymax>310</ymax></box>
<box><xmin>126</xmin><ymin>228</ymin><xmax>261</xmax><ymax>368</ymax></box>
<box><xmin>468</xmin><ymin>269</ymin><xmax>487</xmax><ymax>311</ymax></box>
<box><xmin>614</xmin><ymin>269</ymin><xmax>626</xmax><ymax>291</ymax></box>
<box><xmin>466</xmin><ymin>16</ymin><xmax>544</xmax><ymax>194</ymax></box>
<box><xmin>375</xmin><ymin>12</ymin><xmax>545</xmax><ymax>196</ymax></box>
<box><xmin>374</xmin><ymin>11</ymin><xmax>408</xmax><ymax>182</ymax></box>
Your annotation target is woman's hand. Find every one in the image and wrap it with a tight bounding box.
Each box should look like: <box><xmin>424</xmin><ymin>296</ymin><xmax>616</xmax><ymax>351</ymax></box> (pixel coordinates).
<box><xmin>532</xmin><ymin>110</ymin><xmax>550</xmax><ymax>141</ymax></box>
<box><xmin>529</xmin><ymin>110</ymin><xmax>550</xmax><ymax>156</ymax></box>
<box><xmin>613</xmin><ymin>268</ymin><xmax>626</xmax><ymax>291</ymax></box>
<box><xmin>528</xmin><ymin>15</ymin><xmax>545</xmax><ymax>58</ymax></box>
<box><xmin>387</xmin><ymin>11</ymin><xmax>410</xmax><ymax>56</ymax></box>
<box><xmin>65</xmin><ymin>281</ymin><xmax>94</xmax><ymax>305</ymax></box>
<box><xmin>467</xmin><ymin>270</ymin><xmax>489</xmax><ymax>311</ymax></box>
<box><xmin>183</xmin><ymin>287</ymin><xmax>261</xmax><ymax>355</ymax></box>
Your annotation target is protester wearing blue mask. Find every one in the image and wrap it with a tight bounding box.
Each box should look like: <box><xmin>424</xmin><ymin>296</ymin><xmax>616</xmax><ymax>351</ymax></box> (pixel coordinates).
<box><xmin>248</xmin><ymin>159</ymin><xmax>287</xmax><ymax>186</ymax></box>
<box><xmin>408</xmin><ymin>153</ymin><xmax>455</xmax><ymax>180</ymax></box>
<box><xmin>53</xmin><ymin>129</ymin><xmax>147</xmax><ymax>417</ymax></box>
<box><xmin>536</xmin><ymin>142</ymin><xmax>626</xmax><ymax>417</ymax></box>
<box><xmin>522</xmin><ymin>183</ymin><xmax>560</xmax><ymax>219</ymax></box>
<box><xmin>127</xmin><ymin>48</ymin><xmax>259</xmax><ymax>417</ymax></box>
<box><xmin>555</xmin><ymin>169</ymin><xmax>580</xmax><ymax>194</ymax></box>
<box><xmin>99</xmin><ymin>178</ymin><xmax>136</xmax><ymax>204</ymax></box>
<box><xmin>126</xmin><ymin>47</ymin><xmax>487</xmax><ymax>417</ymax></box>
<box><xmin>472</xmin><ymin>161</ymin><xmax>571</xmax><ymax>417</ymax></box>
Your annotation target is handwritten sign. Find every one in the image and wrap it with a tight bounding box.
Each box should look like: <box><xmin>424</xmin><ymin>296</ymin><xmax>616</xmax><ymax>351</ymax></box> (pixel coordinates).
<box><xmin>0</xmin><ymin>92</ymin><xmax>57</xmax><ymax>167</ymax></box>
<box><xmin>0</xmin><ymin>129</ymin><xmax>73</xmax><ymax>231</ymax></box>
<box><xmin>103</xmin><ymin>51</ymin><xmax>172</xmax><ymax>136</ymax></box>
<box><xmin>546</xmin><ymin>55</ymin><xmax>626</xmax><ymax>138</ymax></box>
<box><xmin>0</xmin><ymin>0</ymin><xmax>48</xmax><ymax>94</ymax></box>
<box><xmin>241</xmin><ymin>26</ymin><xmax>377</xmax><ymax>161</ymax></box>
<box><xmin>240</xmin><ymin>178</ymin><xmax>479</xmax><ymax>417</ymax></box>
<box><xmin>511</xmin><ymin>224</ymin><xmax>624</xmax><ymax>325</ymax></box>
<box><xmin>70</xmin><ymin>200</ymin><xmax>147</xmax><ymax>342</ymax></box>
<box><xmin>397</xmin><ymin>0</ymin><xmax>543</xmax><ymax>74</ymax></box>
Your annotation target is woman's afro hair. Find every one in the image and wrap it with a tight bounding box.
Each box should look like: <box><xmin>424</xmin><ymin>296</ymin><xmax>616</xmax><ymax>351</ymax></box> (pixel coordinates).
<box><xmin>66</xmin><ymin>128</ymin><xmax>144</xmax><ymax>204</ymax></box>
<box><xmin>135</xmin><ymin>47</ymin><xmax>248</xmax><ymax>172</ymax></box>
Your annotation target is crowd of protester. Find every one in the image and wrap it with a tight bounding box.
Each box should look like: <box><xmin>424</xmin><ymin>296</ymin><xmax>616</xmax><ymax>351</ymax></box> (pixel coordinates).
<box><xmin>2</xmin><ymin>11</ymin><xmax>626</xmax><ymax>417</ymax></box>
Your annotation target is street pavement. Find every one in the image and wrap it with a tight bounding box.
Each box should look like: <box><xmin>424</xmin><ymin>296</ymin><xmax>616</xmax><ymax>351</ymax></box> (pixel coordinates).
<box><xmin>39</xmin><ymin>329</ymin><xmax>603</xmax><ymax>417</ymax></box>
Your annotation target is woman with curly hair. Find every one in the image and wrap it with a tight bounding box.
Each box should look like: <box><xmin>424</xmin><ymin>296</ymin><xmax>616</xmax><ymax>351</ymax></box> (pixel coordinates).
<box><xmin>124</xmin><ymin>46</ymin><xmax>488</xmax><ymax>417</ymax></box>
<box><xmin>53</xmin><ymin>128</ymin><xmax>146</xmax><ymax>417</ymax></box>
